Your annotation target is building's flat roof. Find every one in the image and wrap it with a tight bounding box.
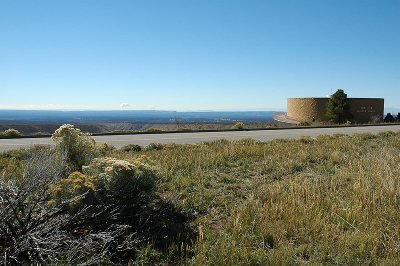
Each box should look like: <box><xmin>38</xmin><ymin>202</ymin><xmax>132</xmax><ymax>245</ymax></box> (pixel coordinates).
<box><xmin>288</xmin><ymin>97</ymin><xmax>384</xmax><ymax>100</ymax></box>
<box><xmin>288</xmin><ymin>97</ymin><xmax>329</xmax><ymax>99</ymax></box>
<box><xmin>348</xmin><ymin>98</ymin><xmax>384</xmax><ymax>100</ymax></box>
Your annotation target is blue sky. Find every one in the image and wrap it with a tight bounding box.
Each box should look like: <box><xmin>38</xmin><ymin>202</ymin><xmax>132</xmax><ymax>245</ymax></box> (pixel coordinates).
<box><xmin>1</xmin><ymin>0</ymin><xmax>399</xmax><ymax>110</ymax></box>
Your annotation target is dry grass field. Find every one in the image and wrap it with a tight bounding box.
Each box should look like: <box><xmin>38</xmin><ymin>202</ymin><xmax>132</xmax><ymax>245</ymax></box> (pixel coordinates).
<box><xmin>1</xmin><ymin>128</ymin><xmax>400</xmax><ymax>265</ymax></box>
<box><xmin>104</xmin><ymin>131</ymin><xmax>400</xmax><ymax>265</ymax></box>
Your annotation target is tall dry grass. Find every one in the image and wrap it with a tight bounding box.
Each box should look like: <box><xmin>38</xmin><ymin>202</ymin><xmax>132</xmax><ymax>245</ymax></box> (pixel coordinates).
<box><xmin>71</xmin><ymin>131</ymin><xmax>400</xmax><ymax>264</ymax></box>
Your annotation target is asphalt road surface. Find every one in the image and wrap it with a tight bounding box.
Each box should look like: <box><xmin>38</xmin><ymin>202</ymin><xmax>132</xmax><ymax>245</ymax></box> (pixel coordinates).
<box><xmin>1</xmin><ymin>125</ymin><xmax>400</xmax><ymax>152</ymax></box>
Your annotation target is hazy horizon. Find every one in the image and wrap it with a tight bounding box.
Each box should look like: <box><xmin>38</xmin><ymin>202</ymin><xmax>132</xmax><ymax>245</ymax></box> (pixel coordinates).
<box><xmin>0</xmin><ymin>107</ymin><xmax>286</xmax><ymax>112</ymax></box>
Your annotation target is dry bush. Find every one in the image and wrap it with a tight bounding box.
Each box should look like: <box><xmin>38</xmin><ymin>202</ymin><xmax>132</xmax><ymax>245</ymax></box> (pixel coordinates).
<box><xmin>145</xmin><ymin>143</ymin><xmax>164</xmax><ymax>151</ymax></box>
<box><xmin>51</xmin><ymin>124</ymin><xmax>97</xmax><ymax>172</ymax></box>
<box><xmin>96</xmin><ymin>142</ymin><xmax>116</xmax><ymax>155</ymax></box>
<box><xmin>233</xmin><ymin>122</ymin><xmax>245</xmax><ymax>130</ymax></box>
<box><xmin>0</xmin><ymin>127</ymin><xmax>194</xmax><ymax>264</ymax></box>
<box><xmin>48</xmin><ymin>157</ymin><xmax>195</xmax><ymax>261</ymax></box>
<box><xmin>0</xmin><ymin>129</ymin><xmax>22</xmax><ymax>138</ymax></box>
<box><xmin>120</xmin><ymin>144</ymin><xmax>142</xmax><ymax>153</ymax></box>
<box><xmin>0</xmin><ymin>147</ymin><xmax>136</xmax><ymax>265</ymax></box>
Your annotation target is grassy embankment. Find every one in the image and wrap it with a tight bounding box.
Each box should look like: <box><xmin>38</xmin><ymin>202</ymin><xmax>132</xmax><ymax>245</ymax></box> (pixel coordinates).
<box><xmin>1</xmin><ymin>130</ymin><xmax>400</xmax><ymax>264</ymax></box>
<box><xmin>115</xmin><ymin>131</ymin><xmax>400</xmax><ymax>264</ymax></box>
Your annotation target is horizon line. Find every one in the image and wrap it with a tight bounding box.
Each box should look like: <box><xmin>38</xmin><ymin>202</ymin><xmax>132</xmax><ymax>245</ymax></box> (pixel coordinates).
<box><xmin>0</xmin><ymin>108</ymin><xmax>286</xmax><ymax>112</ymax></box>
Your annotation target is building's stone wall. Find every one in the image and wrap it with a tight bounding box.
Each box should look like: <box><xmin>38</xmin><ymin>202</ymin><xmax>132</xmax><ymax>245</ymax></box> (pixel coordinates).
<box><xmin>287</xmin><ymin>98</ymin><xmax>329</xmax><ymax>122</ymax></box>
<box><xmin>349</xmin><ymin>98</ymin><xmax>384</xmax><ymax>123</ymax></box>
<box><xmin>287</xmin><ymin>98</ymin><xmax>384</xmax><ymax>123</ymax></box>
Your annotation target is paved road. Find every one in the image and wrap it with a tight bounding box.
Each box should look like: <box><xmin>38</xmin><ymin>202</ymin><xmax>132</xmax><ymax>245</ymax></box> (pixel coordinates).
<box><xmin>1</xmin><ymin>125</ymin><xmax>400</xmax><ymax>152</ymax></box>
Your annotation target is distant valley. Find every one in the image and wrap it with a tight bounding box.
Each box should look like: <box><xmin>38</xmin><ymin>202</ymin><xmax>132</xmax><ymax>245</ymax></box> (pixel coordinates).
<box><xmin>0</xmin><ymin>110</ymin><xmax>282</xmax><ymax>135</ymax></box>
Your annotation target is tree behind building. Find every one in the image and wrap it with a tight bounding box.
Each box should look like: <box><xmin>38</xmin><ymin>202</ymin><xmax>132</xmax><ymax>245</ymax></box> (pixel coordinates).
<box><xmin>326</xmin><ymin>89</ymin><xmax>353</xmax><ymax>123</ymax></box>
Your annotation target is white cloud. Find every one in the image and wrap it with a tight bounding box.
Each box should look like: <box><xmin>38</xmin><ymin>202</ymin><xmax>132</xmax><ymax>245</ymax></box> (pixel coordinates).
<box><xmin>119</xmin><ymin>104</ymin><xmax>157</xmax><ymax>110</ymax></box>
<box><xmin>119</xmin><ymin>103</ymin><xmax>131</xmax><ymax>109</ymax></box>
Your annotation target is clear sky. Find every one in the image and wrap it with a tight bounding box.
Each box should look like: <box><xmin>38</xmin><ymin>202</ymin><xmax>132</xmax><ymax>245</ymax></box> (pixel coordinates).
<box><xmin>1</xmin><ymin>0</ymin><xmax>399</xmax><ymax>111</ymax></box>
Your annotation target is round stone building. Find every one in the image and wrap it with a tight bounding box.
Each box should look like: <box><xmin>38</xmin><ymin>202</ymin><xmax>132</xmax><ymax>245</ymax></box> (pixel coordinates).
<box><xmin>287</xmin><ymin>97</ymin><xmax>384</xmax><ymax>123</ymax></box>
